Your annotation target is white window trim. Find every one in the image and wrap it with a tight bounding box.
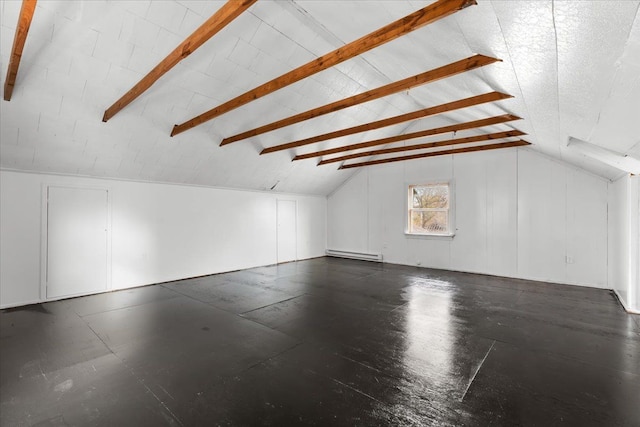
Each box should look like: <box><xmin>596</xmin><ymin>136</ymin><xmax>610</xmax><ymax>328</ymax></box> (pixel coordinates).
<box><xmin>404</xmin><ymin>180</ymin><xmax>456</xmax><ymax>239</ymax></box>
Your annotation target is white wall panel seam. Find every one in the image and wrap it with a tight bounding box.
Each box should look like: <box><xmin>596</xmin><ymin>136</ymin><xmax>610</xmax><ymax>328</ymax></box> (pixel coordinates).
<box><xmin>516</xmin><ymin>149</ymin><xmax>520</xmax><ymax>277</ymax></box>
<box><xmin>366</xmin><ymin>169</ymin><xmax>370</xmax><ymax>253</ymax></box>
<box><xmin>564</xmin><ymin>167</ymin><xmax>568</xmax><ymax>281</ymax></box>
<box><xmin>606</xmin><ymin>183</ymin><xmax>610</xmax><ymax>289</ymax></box>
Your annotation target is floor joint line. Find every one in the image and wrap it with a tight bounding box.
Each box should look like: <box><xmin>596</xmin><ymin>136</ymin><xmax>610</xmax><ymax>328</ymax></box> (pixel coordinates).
<box><xmin>460</xmin><ymin>339</ymin><xmax>496</xmax><ymax>402</ymax></box>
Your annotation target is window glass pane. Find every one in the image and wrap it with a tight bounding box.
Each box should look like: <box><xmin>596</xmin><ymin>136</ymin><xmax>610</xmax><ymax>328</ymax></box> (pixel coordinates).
<box><xmin>412</xmin><ymin>185</ymin><xmax>449</xmax><ymax>209</ymax></box>
<box><xmin>410</xmin><ymin>210</ymin><xmax>448</xmax><ymax>234</ymax></box>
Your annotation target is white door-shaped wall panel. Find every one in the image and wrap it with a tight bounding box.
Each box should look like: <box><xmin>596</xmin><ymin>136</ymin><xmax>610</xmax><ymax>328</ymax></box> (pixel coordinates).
<box><xmin>277</xmin><ymin>200</ymin><xmax>297</xmax><ymax>263</ymax></box>
<box><xmin>47</xmin><ymin>186</ymin><xmax>109</xmax><ymax>299</ymax></box>
<box><xmin>565</xmin><ymin>169</ymin><xmax>608</xmax><ymax>287</ymax></box>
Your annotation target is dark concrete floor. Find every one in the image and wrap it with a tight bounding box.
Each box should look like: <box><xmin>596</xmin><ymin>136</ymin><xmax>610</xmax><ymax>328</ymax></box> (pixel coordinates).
<box><xmin>1</xmin><ymin>257</ymin><xmax>639</xmax><ymax>426</ymax></box>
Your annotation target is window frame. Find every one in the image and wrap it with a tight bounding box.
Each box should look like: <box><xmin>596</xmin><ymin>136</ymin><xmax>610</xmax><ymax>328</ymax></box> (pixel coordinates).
<box><xmin>405</xmin><ymin>181</ymin><xmax>455</xmax><ymax>238</ymax></box>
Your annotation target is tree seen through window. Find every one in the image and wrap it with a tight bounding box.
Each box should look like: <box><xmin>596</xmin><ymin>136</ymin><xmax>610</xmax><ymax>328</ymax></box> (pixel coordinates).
<box><xmin>408</xmin><ymin>183</ymin><xmax>450</xmax><ymax>235</ymax></box>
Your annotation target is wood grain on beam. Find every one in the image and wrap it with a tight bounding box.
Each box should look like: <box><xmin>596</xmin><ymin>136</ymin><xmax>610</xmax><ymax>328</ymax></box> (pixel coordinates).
<box><xmin>293</xmin><ymin>114</ymin><xmax>521</xmax><ymax>161</ymax></box>
<box><xmin>171</xmin><ymin>0</ymin><xmax>476</xmax><ymax>136</ymax></box>
<box><xmin>339</xmin><ymin>140</ymin><xmax>531</xmax><ymax>169</ymax></box>
<box><xmin>4</xmin><ymin>0</ymin><xmax>37</xmax><ymax>101</ymax></box>
<box><xmin>261</xmin><ymin>91</ymin><xmax>512</xmax><ymax>154</ymax></box>
<box><xmin>102</xmin><ymin>0</ymin><xmax>256</xmax><ymax>122</ymax></box>
<box><xmin>318</xmin><ymin>129</ymin><xmax>525</xmax><ymax>165</ymax></box>
<box><xmin>220</xmin><ymin>54</ymin><xmax>500</xmax><ymax>145</ymax></box>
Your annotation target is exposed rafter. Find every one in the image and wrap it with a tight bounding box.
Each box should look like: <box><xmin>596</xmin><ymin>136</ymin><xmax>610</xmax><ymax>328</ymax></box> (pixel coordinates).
<box><xmin>293</xmin><ymin>114</ymin><xmax>521</xmax><ymax>161</ymax></box>
<box><xmin>3</xmin><ymin>0</ymin><xmax>37</xmax><ymax>101</ymax></box>
<box><xmin>220</xmin><ymin>54</ymin><xmax>500</xmax><ymax>145</ymax></box>
<box><xmin>317</xmin><ymin>129</ymin><xmax>526</xmax><ymax>165</ymax></box>
<box><xmin>170</xmin><ymin>0</ymin><xmax>477</xmax><ymax>136</ymax></box>
<box><xmin>102</xmin><ymin>0</ymin><xmax>257</xmax><ymax>122</ymax></box>
<box><xmin>339</xmin><ymin>140</ymin><xmax>531</xmax><ymax>169</ymax></box>
<box><xmin>261</xmin><ymin>91</ymin><xmax>512</xmax><ymax>154</ymax></box>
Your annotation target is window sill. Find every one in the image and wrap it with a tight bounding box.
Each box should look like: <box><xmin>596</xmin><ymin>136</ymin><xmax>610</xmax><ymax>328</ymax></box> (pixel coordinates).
<box><xmin>405</xmin><ymin>232</ymin><xmax>455</xmax><ymax>240</ymax></box>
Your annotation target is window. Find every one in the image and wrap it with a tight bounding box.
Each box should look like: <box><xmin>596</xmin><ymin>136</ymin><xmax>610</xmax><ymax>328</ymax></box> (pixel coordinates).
<box><xmin>407</xmin><ymin>182</ymin><xmax>453</xmax><ymax>236</ymax></box>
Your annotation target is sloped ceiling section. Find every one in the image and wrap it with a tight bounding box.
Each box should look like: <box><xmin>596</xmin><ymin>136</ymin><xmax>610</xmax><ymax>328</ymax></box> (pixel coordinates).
<box><xmin>1</xmin><ymin>0</ymin><xmax>638</xmax><ymax>195</ymax></box>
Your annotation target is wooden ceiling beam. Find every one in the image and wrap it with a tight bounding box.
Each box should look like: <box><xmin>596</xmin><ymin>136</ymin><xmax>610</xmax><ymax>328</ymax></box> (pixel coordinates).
<box><xmin>318</xmin><ymin>129</ymin><xmax>526</xmax><ymax>165</ymax></box>
<box><xmin>261</xmin><ymin>91</ymin><xmax>512</xmax><ymax>154</ymax></box>
<box><xmin>339</xmin><ymin>140</ymin><xmax>531</xmax><ymax>169</ymax></box>
<box><xmin>4</xmin><ymin>0</ymin><xmax>37</xmax><ymax>101</ymax></box>
<box><xmin>293</xmin><ymin>114</ymin><xmax>521</xmax><ymax>161</ymax></box>
<box><xmin>102</xmin><ymin>0</ymin><xmax>257</xmax><ymax>122</ymax></box>
<box><xmin>220</xmin><ymin>54</ymin><xmax>500</xmax><ymax>146</ymax></box>
<box><xmin>171</xmin><ymin>0</ymin><xmax>476</xmax><ymax>136</ymax></box>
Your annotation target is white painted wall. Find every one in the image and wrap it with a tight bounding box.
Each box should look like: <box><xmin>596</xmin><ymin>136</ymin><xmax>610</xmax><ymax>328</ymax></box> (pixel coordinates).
<box><xmin>608</xmin><ymin>175</ymin><xmax>630</xmax><ymax>304</ymax></box>
<box><xmin>637</xmin><ymin>178</ymin><xmax>640</xmax><ymax>311</ymax></box>
<box><xmin>608</xmin><ymin>174</ymin><xmax>640</xmax><ymax>312</ymax></box>
<box><xmin>632</xmin><ymin>175</ymin><xmax>640</xmax><ymax>312</ymax></box>
<box><xmin>0</xmin><ymin>170</ymin><xmax>326</xmax><ymax>308</ymax></box>
<box><xmin>328</xmin><ymin>148</ymin><xmax>609</xmax><ymax>288</ymax></box>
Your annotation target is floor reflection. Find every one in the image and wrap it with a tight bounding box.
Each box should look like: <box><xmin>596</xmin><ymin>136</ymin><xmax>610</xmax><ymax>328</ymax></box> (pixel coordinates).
<box><xmin>1</xmin><ymin>257</ymin><xmax>638</xmax><ymax>425</ymax></box>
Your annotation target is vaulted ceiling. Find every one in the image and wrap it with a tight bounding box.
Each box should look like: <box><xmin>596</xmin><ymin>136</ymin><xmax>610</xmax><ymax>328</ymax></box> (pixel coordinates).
<box><xmin>1</xmin><ymin>0</ymin><xmax>638</xmax><ymax>195</ymax></box>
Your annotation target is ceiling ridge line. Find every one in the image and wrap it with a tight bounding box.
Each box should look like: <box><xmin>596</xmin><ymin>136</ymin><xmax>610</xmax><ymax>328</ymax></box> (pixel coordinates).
<box><xmin>551</xmin><ymin>0</ymin><xmax>563</xmax><ymax>162</ymax></box>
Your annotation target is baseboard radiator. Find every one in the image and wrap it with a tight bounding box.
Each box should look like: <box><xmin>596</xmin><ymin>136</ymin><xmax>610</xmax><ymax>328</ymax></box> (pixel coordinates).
<box><xmin>325</xmin><ymin>249</ymin><xmax>383</xmax><ymax>262</ymax></box>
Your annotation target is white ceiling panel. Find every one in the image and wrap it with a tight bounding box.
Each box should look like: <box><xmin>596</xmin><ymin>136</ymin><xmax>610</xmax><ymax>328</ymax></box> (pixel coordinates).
<box><xmin>1</xmin><ymin>0</ymin><xmax>639</xmax><ymax>195</ymax></box>
<box><xmin>589</xmin><ymin>8</ymin><xmax>640</xmax><ymax>155</ymax></box>
<box><xmin>555</xmin><ymin>2</ymin><xmax>638</xmax><ymax>152</ymax></box>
